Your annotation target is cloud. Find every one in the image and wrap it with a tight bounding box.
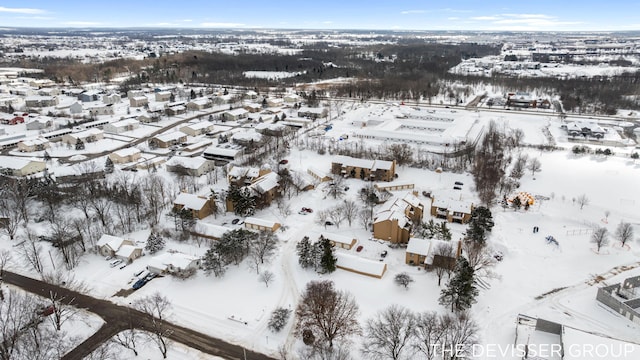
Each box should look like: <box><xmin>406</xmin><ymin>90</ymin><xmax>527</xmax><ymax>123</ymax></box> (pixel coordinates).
<box><xmin>200</xmin><ymin>22</ymin><xmax>245</xmax><ymax>28</ymax></box>
<box><xmin>401</xmin><ymin>10</ymin><xmax>426</xmax><ymax>15</ymax></box>
<box><xmin>181</xmin><ymin>19</ymin><xmax>193</xmax><ymax>23</ymax></box>
<box><xmin>0</xmin><ymin>6</ymin><xmax>45</xmax><ymax>14</ymax></box>
<box><xmin>469</xmin><ymin>13</ymin><xmax>582</xmax><ymax>29</ymax></box>
<box><xmin>322</xmin><ymin>21</ymin><xmax>333</xmax><ymax>24</ymax></box>
<box><xmin>62</xmin><ymin>21</ymin><xmax>102</xmax><ymax>26</ymax></box>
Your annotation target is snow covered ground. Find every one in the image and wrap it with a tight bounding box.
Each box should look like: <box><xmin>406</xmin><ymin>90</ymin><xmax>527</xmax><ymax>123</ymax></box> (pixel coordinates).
<box><xmin>3</xmin><ymin>102</ymin><xmax>640</xmax><ymax>359</ymax></box>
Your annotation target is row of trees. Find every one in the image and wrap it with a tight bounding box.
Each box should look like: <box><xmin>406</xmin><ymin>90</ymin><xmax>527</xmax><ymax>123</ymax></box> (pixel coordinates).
<box><xmin>202</xmin><ymin>229</ymin><xmax>279</xmax><ymax>277</ymax></box>
<box><xmin>290</xmin><ymin>280</ymin><xmax>479</xmax><ymax>360</ymax></box>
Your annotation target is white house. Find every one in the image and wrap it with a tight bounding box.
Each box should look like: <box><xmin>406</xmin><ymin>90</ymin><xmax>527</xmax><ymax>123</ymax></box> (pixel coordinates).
<box><xmin>103</xmin><ymin>118</ymin><xmax>140</xmax><ymax>134</ymax></box>
<box><xmin>147</xmin><ymin>252</ymin><xmax>200</xmax><ymax>275</ymax></box>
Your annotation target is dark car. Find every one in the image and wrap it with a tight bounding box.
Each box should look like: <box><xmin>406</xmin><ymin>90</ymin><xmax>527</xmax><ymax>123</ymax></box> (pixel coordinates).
<box><xmin>454</xmin><ymin>181</ymin><xmax>464</xmax><ymax>186</ymax></box>
<box><xmin>453</xmin><ymin>186</ymin><xmax>462</xmax><ymax>190</ymax></box>
<box><xmin>279</xmin><ymin>159</ymin><xmax>289</xmax><ymax>165</ymax></box>
<box><xmin>132</xmin><ymin>278</ymin><xmax>147</xmax><ymax>290</ymax></box>
<box><xmin>356</xmin><ymin>245</ymin><xmax>364</xmax><ymax>252</ymax></box>
<box><xmin>325</xmin><ymin>221</ymin><xmax>334</xmax><ymax>226</ymax></box>
<box><xmin>381</xmin><ymin>250</ymin><xmax>388</xmax><ymax>258</ymax></box>
<box><xmin>231</xmin><ymin>218</ymin><xmax>240</xmax><ymax>224</ymax></box>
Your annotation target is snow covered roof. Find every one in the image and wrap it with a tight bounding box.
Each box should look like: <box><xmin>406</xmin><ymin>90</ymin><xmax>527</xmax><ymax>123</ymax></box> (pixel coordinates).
<box><xmin>335</xmin><ymin>252</ymin><xmax>387</xmax><ymax>278</ymax></box>
<box><xmin>182</xmin><ymin>121</ymin><xmax>213</xmax><ymax>131</ymax></box>
<box><xmin>112</xmin><ymin>147</ymin><xmax>141</xmax><ymax>157</ymax></box>
<box><xmin>154</xmin><ymin>131</ymin><xmax>186</xmax><ymax>142</ymax></box>
<box><xmin>193</xmin><ymin>222</ymin><xmax>232</xmax><ymax>239</ymax></box>
<box><xmin>406</xmin><ymin>238</ymin><xmax>431</xmax><ymax>256</ymax></box>
<box><xmin>19</xmin><ymin>138</ymin><xmax>49</xmax><ymax>147</ymax></box>
<box><xmin>562</xmin><ymin>326</ymin><xmax>640</xmax><ymax>360</ymax></box>
<box><xmin>251</xmin><ymin>171</ymin><xmax>279</xmax><ymax>193</ymax></box>
<box><xmin>225</xmin><ymin>108</ymin><xmax>249</xmax><ymax>116</ymax></box>
<box><xmin>70</xmin><ymin>128</ymin><xmax>103</xmax><ymax>139</ymax></box>
<box><xmin>116</xmin><ymin>244</ymin><xmax>141</xmax><ymax>258</ymax></box>
<box><xmin>322</xmin><ymin>233</ymin><xmax>356</xmax><ymax>245</ymax></box>
<box><xmin>148</xmin><ymin>252</ymin><xmax>198</xmax><ymax>271</ymax></box>
<box><xmin>166</xmin><ymin>156</ymin><xmax>209</xmax><ymax>170</ymax></box>
<box><xmin>109</xmin><ymin>118</ymin><xmax>139</xmax><ymax>127</ymax></box>
<box><xmin>0</xmin><ymin>156</ymin><xmax>44</xmax><ymax>170</ymax></box>
<box><xmin>174</xmin><ymin>192</ymin><xmax>209</xmax><ymax>211</ymax></box>
<box><xmin>232</xmin><ymin>130</ymin><xmax>262</xmax><ymax>143</ymax></box>
<box><xmin>245</xmin><ymin>217</ymin><xmax>278</xmax><ymax>228</ymax></box>
<box><xmin>96</xmin><ymin>234</ymin><xmax>127</xmax><ymax>252</ymax></box>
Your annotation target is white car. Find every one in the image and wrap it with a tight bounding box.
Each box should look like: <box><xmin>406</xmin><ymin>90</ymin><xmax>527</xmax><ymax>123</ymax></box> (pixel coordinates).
<box><xmin>109</xmin><ymin>259</ymin><xmax>124</xmax><ymax>268</ymax></box>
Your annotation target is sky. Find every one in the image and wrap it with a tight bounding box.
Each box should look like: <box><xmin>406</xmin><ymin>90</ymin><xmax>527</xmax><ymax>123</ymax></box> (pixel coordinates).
<box><xmin>0</xmin><ymin>1</ymin><xmax>639</xmax><ymax>32</ymax></box>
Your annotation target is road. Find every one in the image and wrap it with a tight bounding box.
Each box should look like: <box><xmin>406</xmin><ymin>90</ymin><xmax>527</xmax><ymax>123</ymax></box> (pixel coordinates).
<box><xmin>3</xmin><ymin>271</ymin><xmax>277</xmax><ymax>360</ymax></box>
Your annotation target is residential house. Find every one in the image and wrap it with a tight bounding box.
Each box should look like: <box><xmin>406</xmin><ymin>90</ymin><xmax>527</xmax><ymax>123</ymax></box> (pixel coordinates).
<box><xmin>202</xmin><ymin>144</ymin><xmax>243</xmax><ymax>163</ymax></box>
<box><xmin>243</xmin><ymin>103</ymin><xmax>263</xmax><ymax>113</ymax></box>
<box><xmin>244</xmin><ymin>217</ymin><xmax>281</xmax><ymax>232</ymax></box>
<box><xmin>88</xmin><ymin>104</ymin><xmax>114</xmax><ymax>116</ymax></box>
<box><xmin>129</xmin><ymin>96</ymin><xmax>148</xmax><ymax>108</ymax></box>
<box><xmin>0</xmin><ymin>156</ymin><xmax>45</xmax><ymax>176</ymax></box>
<box><xmin>332</xmin><ymin>155</ymin><xmax>396</xmax><ymax>182</ymax></box>
<box><xmin>102</xmin><ymin>93</ymin><xmax>121</xmax><ymax>105</ymax></box>
<box><xmin>108</xmin><ymin>147</ymin><xmax>142</xmax><ymax>164</ymax></box>
<box><xmin>149</xmin><ymin>132</ymin><xmax>187</xmax><ymax>148</ymax></box>
<box><xmin>226</xmin><ymin>166</ymin><xmax>280</xmax><ymax>210</ymax></box>
<box><xmin>173</xmin><ymin>192</ymin><xmax>216</xmax><ymax>220</ymax></box>
<box><xmin>95</xmin><ymin>234</ymin><xmax>142</xmax><ymax>262</ymax></box>
<box><xmin>307</xmin><ymin>167</ymin><xmax>332</xmax><ymax>182</ymax></box>
<box><xmin>231</xmin><ymin>130</ymin><xmax>263</xmax><ymax>147</ymax></box>
<box><xmin>405</xmin><ymin>237</ymin><xmax>462</xmax><ymax>269</ymax></box>
<box><xmin>430</xmin><ymin>196</ymin><xmax>474</xmax><ymax>224</ymax></box>
<box><xmin>335</xmin><ymin>253</ymin><xmax>387</xmax><ymax>279</ymax></box>
<box><xmin>565</xmin><ymin>121</ymin><xmax>605</xmax><ymax>139</ymax></box>
<box><xmin>180</xmin><ymin>122</ymin><xmax>215</xmax><ymax>136</ymax></box>
<box><xmin>62</xmin><ymin>128</ymin><xmax>104</xmax><ymax>145</ymax></box>
<box><xmin>373</xmin><ymin>192</ymin><xmax>425</xmax><ymax>244</ymax></box>
<box><xmin>165</xmin><ymin>156</ymin><xmax>215</xmax><ymax>176</ymax></box>
<box><xmin>374</xmin><ymin>182</ymin><xmax>414</xmax><ymax>192</ymax></box>
<box><xmin>322</xmin><ymin>233</ymin><xmax>357</xmax><ymax>250</ymax></box>
<box><xmin>191</xmin><ymin>222</ymin><xmax>233</xmax><ymax>241</ymax></box>
<box><xmin>127</xmin><ymin>90</ymin><xmax>144</xmax><ymax>99</ymax></box>
<box><xmin>25</xmin><ymin>95</ymin><xmax>58</xmax><ymax>108</ymax></box>
<box><xmin>298</xmin><ymin>106</ymin><xmax>328</xmax><ymax>119</ymax></box>
<box><xmin>25</xmin><ymin>116</ymin><xmax>53</xmax><ymax>130</ymax></box>
<box><xmin>155</xmin><ymin>91</ymin><xmax>172</xmax><ymax>102</ymax></box>
<box><xmin>103</xmin><ymin>118</ymin><xmax>140</xmax><ymax>134</ymax></box>
<box><xmin>165</xmin><ymin>104</ymin><xmax>187</xmax><ymax>116</ymax></box>
<box><xmin>266</xmin><ymin>98</ymin><xmax>283</xmax><ymax>107</ymax></box>
<box><xmin>221</xmin><ymin>108</ymin><xmax>249</xmax><ymax>122</ymax></box>
<box><xmin>69</xmin><ymin>102</ymin><xmax>84</xmax><ymax>115</ymax></box>
<box><xmin>187</xmin><ymin>97</ymin><xmax>212</xmax><ymax>111</ymax></box>
<box><xmin>147</xmin><ymin>252</ymin><xmax>201</xmax><ymax>275</ymax></box>
<box><xmin>284</xmin><ymin>93</ymin><xmax>303</xmax><ymax>104</ymax></box>
<box><xmin>79</xmin><ymin>90</ymin><xmax>101</xmax><ymax>103</ymax></box>
<box><xmin>17</xmin><ymin>138</ymin><xmax>50</xmax><ymax>152</ymax></box>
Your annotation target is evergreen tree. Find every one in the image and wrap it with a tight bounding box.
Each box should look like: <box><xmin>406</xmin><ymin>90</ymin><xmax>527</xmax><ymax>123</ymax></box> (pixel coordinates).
<box><xmin>227</xmin><ymin>184</ymin><xmax>256</xmax><ymax>217</ymax></box>
<box><xmin>439</xmin><ymin>257</ymin><xmax>478</xmax><ymax>312</ymax></box>
<box><xmin>511</xmin><ymin>196</ymin><xmax>521</xmax><ymax>210</ymax></box>
<box><xmin>466</xmin><ymin>206</ymin><xmax>494</xmax><ymax>245</ymax></box>
<box><xmin>268</xmin><ymin>307</ymin><xmax>292</xmax><ymax>333</ymax></box>
<box><xmin>439</xmin><ymin>222</ymin><xmax>452</xmax><ymax>241</ymax></box>
<box><xmin>145</xmin><ymin>232</ymin><xmax>165</xmax><ymax>254</ymax></box>
<box><xmin>43</xmin><ymin>151</ymin><xmax>51</xmax><ymax>163</ymax></box>
<box><xmin>296</xmin><ymin>236</ymin><xmax>314</xmax><ymax>269</ymax></box>
<box><xmin>319</xmin><ymin>236</ymin><xmax>337</xmax><ymax>273</ymax></box>
<box><xmin>104</xmin><ymin>157</ymin><xmax>114</xmax><ymax>174</ymax></box>
<box><xmin>310</xmin><ymin>240</ymin><xmax>324</xmax><ymax>271</ymax></box>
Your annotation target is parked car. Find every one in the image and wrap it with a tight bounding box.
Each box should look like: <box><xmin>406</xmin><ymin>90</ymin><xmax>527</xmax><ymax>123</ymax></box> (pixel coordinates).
<box><xmin>356</xmin><ymin>245</ymin><xmax>364</xmax><ymax>252</ymax></box>
<box><xmin>325</xmin><ymin>221</ymin><xmax>334</xmax><ymax>226</ymax></box>
<box><xmin>454</xmin><ymin>181</ymin><xmax>464</xmax><ymax>186</ymax></box>
<box><xmin>109</xmin><ymin>259</ymin><xmax>124</xmax><ymax>268</ymax></box>
<box><xmin>132</xmin><ymin>278</ymin><xmax>147</xmax><ymax>290</ymax></box>
<box><xmin>301</xmin><ymin>207</ymin><xmax>313</xmax><ymax>213</ymax></box>
<box><xmin>37</xmin><ymin>305</ymin><xmax>55</xmax><ymax>317</ymax></box>
<box><xmin>380</xmin><ymin>250</ymin><xmax>388</xmax><ymax>258</ymax></box>
<box><xmin>453</xmin><ymin>186</ymin><xmax>462</xmax><ymax>190</ymax></box>
<box><xmin>279</xmin><ymin>159</ymin><xmax>289</xmax><ymax>165</ymax></box>
<box><xmin>231</xmin><ymin>218</ymin><xmax>240</xmax><ymax>224</ymax></box>
<box><xmin>298</xmin><ymin>211</ymin><xmax>308</xmax><ymax>215</ymax></box>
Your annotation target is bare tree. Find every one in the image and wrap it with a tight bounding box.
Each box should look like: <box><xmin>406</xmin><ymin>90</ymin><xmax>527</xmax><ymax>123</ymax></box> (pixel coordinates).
<box><xmin>111</xmin><ymin>330</ymin><xmax>141</xmax><ymax>357</ymax></box>
<box><xmin>433</xmin><ymin>243</ymin><xmax>455</xmax><ymax>286</ymax></box>
<box><xmin>413</xmin><ymin>312</ymin><xmax>443</xmax><ymax>360</ymax></box>
<box><xmin>615</xmin><ymin>222</ymin><xmax>634</xmax><ymax>247</ymax></box>
<box><xmin>41</xmin><ymin>272</ymin><xmax>89</xmax><ymax>331</ymax></box>
<box><xmin>576</xmin><ymin>194</ymin><xmax>590</xmax><ymax>210</ymax></box>
<box><xmin>0</xmin><ymin>250</ymin><xmax>10</xmax><ymax>301</ymax></box>
<box><xmin>362</xmin><ymin>305</ymin><xmax>417</xmax><ymax>360</ymax></box>
<box><xmin>249</xmin><ymin>231</ymin><xmax>279</xmax><ymax>274</ymax></box>
<box><xmin>295</xmin><ymin>280</ymin><xmax>361</xmax><ymax>348</ymax></box>
<box><xmin>462</xmin><ymin>242</ymin><xmax>496</xmax><ymax>280</ymax></box>
<box><xmin>387</xmin><ymin>144</ymin><xmax>414</xmax><ymax>166</ymax></box>
<box><xmin>259</xmin><ymin>270</ymin><xmax>275</xmax><ymax>288</ymax></box>
<box><xmin>326</xmin><ymin>176</ymin><xmax>346</xmax><ymax>199</ymax></box>
<box><xmin>358</xmin><ymin>208</ymin><xmax>373</xmax><ymax>231</ymax></box>
<box><xmin>341</xmin><ymin>200</ymin><xmax>358</xmax><ymax>227</ymax></box>
<box><xmin>133</xmin><ymin>292</ymin><xmax>173</xmax><ymax>358</ymax></box>
<box><xmin>394</xmin><ymin>273</ymin><xmax>414</xmax><ymax>290</ymax></box>
<box><xmin>0</xmin><ymin>289</ymin><xmax>41</xmax><ymax>359</ymax></box>
<box><xmin>20</xmin><ymin>233</ymin><xmax>44</xmax><ymax>275</ymax></box>
<box><xmin>328</xmin><ymin>206</ymin><xmax>345</xmax><ymax>229</ymax></box>
<box><xmin>0</xmin><ymin>197</ymin><xmax>22</xmax><ymax>241</ymax></box>
<box><xmin>440</xmin><ymin>312</ymin><xmax>479</xmax><ymax>360</ymax></box>
<box><xmin>527</xmin><ymin>157</ymin><xmax>542</xmax><ymax>176</ymax></box>
<box><xmin>591</xmin><ymin>227</ymin><xmax>609</xmax><ymax>253</ymax></box>
<box><xmin>316</xmin><ymin>210</ymin><xmax>330</xmax><ymax>228</ymax></box>
<box><xmin>276</xmin><ymin>198</ymin><xmax>292</xmax><ymax>217</ymax></box>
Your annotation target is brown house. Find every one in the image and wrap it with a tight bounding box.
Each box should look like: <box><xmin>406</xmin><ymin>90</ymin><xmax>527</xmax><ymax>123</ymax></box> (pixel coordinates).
<box><xmin>173</xmin><ymin>192</ymin><xmax>216</xmax><ymax>219</ymax></box>
<box><xmin>244</xmin><ymin>217</ymin><xmax>281</xmax><ymax>232</ymax></box>
<box><xmin>331</xmin><ymin>155</ymin><xmax>396</xmax><ymax>182</ymax></box>
<box><xmin>373</xmin><ymin>193</ymin><xmax>425</xmax><ymax>244</ymax></box>
<box><xmin>430</xmin><ymin>196</ymin><xmax>474</xmax><ymax>224</ymax></box>
<box><xmin>149</xmin><ymin>132</ymin><xmax>188</xmax><ymax>148</ymax></box>
<box><xmin>226</xmin><ymin>166</ymin><xmax>280</xmax><ymax>212</ymax></box>
<box><xmin>405</xmin><ymin>238</ymin><xmax>462</xmax><ymax>269</ymax></box>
